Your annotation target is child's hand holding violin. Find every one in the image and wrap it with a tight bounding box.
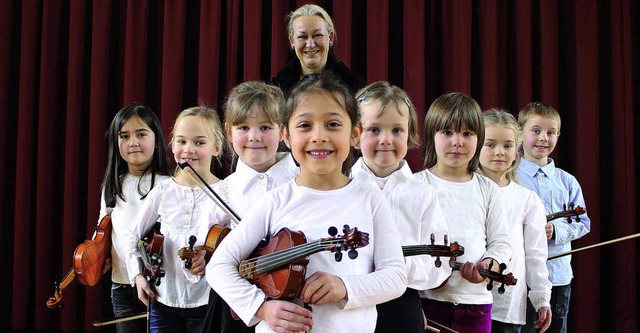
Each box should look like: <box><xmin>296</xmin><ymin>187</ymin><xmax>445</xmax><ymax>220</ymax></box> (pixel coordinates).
<box><xmin>301</xmin><ymin>271</ymin><xmax>347</xmax><ymax>305</ymax></box>
<box><xmin>257</xmin><ymin>300</ymin><xmax>313</xmax><ymax>333</ymax></box>
<box><xmin>135</xmin><ymin>274</ymin><xmax>156</xmax><ymax>306</ymax></box>
<box><xmin>188</xmin><ymin>249</ymin><xmax>207</xmax><ymax>276</ymax></box>
<box><xmin>545</xmin><ymin>222</ymin><xmax>555</xmax><ymax>240</ymax></box>
<box><xmin>458</xmin><ymin>258</ymin><xmax>499</xmax><ymax>284</ymax></box>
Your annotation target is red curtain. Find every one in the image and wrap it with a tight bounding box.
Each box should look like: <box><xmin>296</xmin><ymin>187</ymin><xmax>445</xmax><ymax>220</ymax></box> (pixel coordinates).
<box><xmin>0</xmin><ymin>1</ymin><xmax>637</xmax><ymax>332</ymax></box>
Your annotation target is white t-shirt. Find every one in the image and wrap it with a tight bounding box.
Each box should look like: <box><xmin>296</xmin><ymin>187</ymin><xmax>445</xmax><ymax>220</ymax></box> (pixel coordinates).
<box><xmin>414</xmin><ymin>169</ymin><xmax>511</xmax><ymax>305</ymax></box>
<box><xmin>99</xmin><ymin>173</ymin><xmax>169</xmax><ymax>284</ymax></box>
<box><xmin>125</xmin><ymin>178</ymin><xmax>214</xmax><ymax>308</ymax></box>
<box><xmin>207</xmin><ymin>174</ymin><xmax>407</xmax><ymax>333</ymax></box>
<box><xmin>351</xmin><ymin>158</ymin><xmax>452</xmax><ymax>290</ymax></box>
<box><xmin>491</xmin><ymin>181</ymin><xmax>551</xmax><ymax>324</ymax></box>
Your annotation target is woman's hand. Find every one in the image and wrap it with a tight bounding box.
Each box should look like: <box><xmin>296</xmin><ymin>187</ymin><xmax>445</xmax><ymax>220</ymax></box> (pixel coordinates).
<box><xmin>188</xmin><ymin>249</ymin><xmax>207</xmax><ymax>276</ymax></box>
<box><xmin>135</xmin><ymin>274</ymin><xmax>155</xmax><ymax>306</ymax></box>
<box><xmin>301</xmin><ymin>271</ymin><xmax>347</xmax><ymax>305</ymax></box>
<box><xmin>257</xmin><ymin>299</ymin><xmax>313</xmax><ymax>333</ymax></box>
<box><xmin>458</xmin><ymin>261</ymin><xmax>487</xmax><ymax>284</ymax></box>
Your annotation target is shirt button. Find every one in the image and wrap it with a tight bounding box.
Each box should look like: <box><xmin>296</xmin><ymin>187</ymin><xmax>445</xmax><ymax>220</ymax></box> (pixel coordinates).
<box><xmin>259</xmin><ymin>174</ymin><xmax>265</xmax><ymax>179</ymax></box>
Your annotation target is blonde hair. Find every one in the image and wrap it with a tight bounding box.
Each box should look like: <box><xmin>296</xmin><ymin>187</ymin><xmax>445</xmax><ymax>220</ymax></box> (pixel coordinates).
<box><xmin>170</xmin><ymin>106</ymin><xmax>225</xmax><ymax>173</ymax></box>
<box><xmin>517</xmin><ymin>102</ymin><xmax>562</xmax><ymax>134</ymax></box>
<box><xmin>480</xmin><ymin>108</ymin><xmax>522</xmax><ymax>182</ymax></box>
<box><xmin>355</xmin><ymin>81</ymin><xmax>420</xmax><ymax>149</ymax></box>
<box><xmin>287</xmin><ymin>4</ymin><xmax>335</xmax><ymax>37</ymax></box>
<box><xmin>421</xmin><ymin>92</ymin><xmax>484</xmax><ymax>172</ymax></box>
<box><xmin>223</xmin><ymin>81</ymin><xmax>284</xmax><ymax>157</ymax></box>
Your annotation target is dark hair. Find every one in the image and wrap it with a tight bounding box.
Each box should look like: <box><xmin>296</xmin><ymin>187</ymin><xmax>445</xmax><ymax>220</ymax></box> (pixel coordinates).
<box><xmin>101</xmin><ymin>104</ymin><xmax>171</xmax><ymax>208</ymax></box>
<box><xmin>421</xmin><ymin>92</ymin><xmax>484</xmax><ymax>173</ymax></box>
<box><xmin>281</xmin><ymin>72</ymin><xmax>360</xmax><ymax>174</ymax></box>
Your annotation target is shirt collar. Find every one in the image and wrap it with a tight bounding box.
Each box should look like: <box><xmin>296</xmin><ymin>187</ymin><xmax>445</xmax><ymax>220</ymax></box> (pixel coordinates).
<box><xmin>234</xmin><ymin>153</ymin><xmax>299</xmax><ymax>193</ymax></box>
<box><xmin>520</xmin><ymin>157</ymin><xmax>556</xmax><ymax>177</ymax></box>
<box><xmin>351</xmin><ymin>157</ymin><xmax>413</xmax><ymax>184</ymax></box>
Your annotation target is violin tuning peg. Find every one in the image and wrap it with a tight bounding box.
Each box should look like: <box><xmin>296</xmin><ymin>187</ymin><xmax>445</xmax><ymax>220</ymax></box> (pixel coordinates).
<box><xmin>348</xmin><ymin>249</ymin><xmax>358</xmax><ymax>260</ymax></box>
<box><xmin>444</xmin><ymin>234</ymin><xmax>449</xmax><ymax>246</ymax></box>
<box><xmin>498</xmin><ymin>284</ymin><xmax>506</xmax><ymax>294</ymax></box>
<box><xmin>335</xmin><ymin>251</ymin><xmax>343</xmax><ymax>262</ymax></box>
<box><xmin>486</xmin><ymin>282</ymin><xmax>494</xmax><ymax>291</ymax></box>
<box><xmin>189</xmin><ymin>235</ymin><xmax>197</xmax><ymax>246</ymax></box>
<box><xmin>499</xmin><ymin>263</ymin><xmax>506</xmax><ymax>273</ymax></box>
<box><xmin>570</xmin><ymin>202</ymin><xmax>575</xmax><ymax>209</ymax></box>
<box><xmin>343</xmin><ymin>224</ymin><xmax>351</xmax><ymax>234</ymax></box>
<box><xmin>328</xmin><ymin>226</ymin><xmax>338</xmax><ymax>236</ymax></box>
<box><xmin>563</xmin><ymin>203</ymin><xmax>567</xmax><ymax>210</ymax></box>
<box><xmin>430</xmin><ymin>233</ymin><xmax>435</xmax><ymax>245</ymax></box>
<box><xmin>435</xmin><ymin>256</ymin><xmax>442</xmax><ymax>268</ymax></box>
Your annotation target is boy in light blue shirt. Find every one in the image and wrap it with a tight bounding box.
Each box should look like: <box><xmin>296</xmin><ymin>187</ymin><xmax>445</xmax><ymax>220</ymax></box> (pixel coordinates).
<box><xmin>516</xmin><ymin>102</ymin><xmax>590</xmax><ymax>333</ymax></box>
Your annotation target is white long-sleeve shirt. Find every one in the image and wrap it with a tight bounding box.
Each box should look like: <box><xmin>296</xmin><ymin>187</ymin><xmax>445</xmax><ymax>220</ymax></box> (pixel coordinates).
<box><xmin>351</xmin><ymin>158</ymin><xmax>452</xmax><ymax>291</ymax></box>
<box><xmin>491</xmin><ymin>181</ymin><xmax>551</xmax><ymax>324</ymax></box>
<box><xmin>99</xmin><ymin>173</ymin><xmax>169</xmax><ymax>284</ymax></box>
<box><xmin>207</xmin><ymin>174</ymin><xmax>407</xmax><ymax>333</ymax></box>
<box><xmin>414</xmin><ymin>170</ymin><xmax>511</xmax><ymax>305</ymax></box>
<box><xmin>212</xmin><ymin>152</ymin><xmax>298</xmax><ymax>228</ymax></box>
<box><xmin>125</xmin><ymin>178</ymin><xmax>213</xmax><ymax>308</ymax></box>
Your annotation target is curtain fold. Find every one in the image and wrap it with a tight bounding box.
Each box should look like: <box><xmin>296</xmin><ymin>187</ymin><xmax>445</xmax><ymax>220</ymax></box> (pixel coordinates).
<box><xmin>1</xmin><ymin>1</ymin><xmax>637</xmax><ymax>332</ymax></box>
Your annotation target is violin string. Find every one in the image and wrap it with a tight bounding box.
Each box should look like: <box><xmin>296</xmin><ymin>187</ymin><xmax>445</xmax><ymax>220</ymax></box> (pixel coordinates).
<box><xmin>238</xmin><ymin>239</ymin><xmax>345</xmax><ymax>275</ymax></box>
<box><xmin>239</xmin><ymin>240</ymin><xmax>343</xmax><ymax>275</ymax></box>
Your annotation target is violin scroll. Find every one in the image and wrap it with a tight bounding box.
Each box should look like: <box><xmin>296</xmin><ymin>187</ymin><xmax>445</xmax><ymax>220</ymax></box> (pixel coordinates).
<box><xmin>546</xmin><ymin>203</ymin><xmax>586</xmax><ymax>223</ymax></box>
<box><xmin>328</xmin><ymin>225</ymin><xmax>369</xmax><ymax>262</ymax></box>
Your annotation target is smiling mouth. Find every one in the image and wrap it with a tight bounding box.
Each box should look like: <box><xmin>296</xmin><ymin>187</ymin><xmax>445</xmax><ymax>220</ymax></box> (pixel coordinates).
<box><xmin>304</xmin><ymin>50</ymin><xmax>320</xmax><ymax>55</ymax></box>
<box><xmin>308</xmin><ymin>150</ymin><xmax>332</xmax><ymax>157</ymax></box>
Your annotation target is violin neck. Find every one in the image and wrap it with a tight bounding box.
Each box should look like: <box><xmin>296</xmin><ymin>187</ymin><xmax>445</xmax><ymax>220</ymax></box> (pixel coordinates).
<box><xmin>402</xmin><ymin>245</ymin><xmax>435</xmax><ymax>257</ymax></box>
<box><xmin>253</xmin><ymin>239</ymin><xmax>344</xmax><ymax>275</ymax></box>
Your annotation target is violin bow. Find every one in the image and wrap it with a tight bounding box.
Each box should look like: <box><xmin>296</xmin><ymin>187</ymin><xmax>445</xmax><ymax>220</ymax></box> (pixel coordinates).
<box><xmin>93</xmin><ymin>313</ymin><xmax>147</xmax><ymax>327</ymax></box>
<box><xmin>178</xmin><ymin>161</ymin><xmax>241</xmax><ymax>225</ymax></box>
<box><xmin>427</xmin><ymin>319</ymin><xmax>461</xmax><ymax>333</ymax></box>
<box><xmin>548</xmin><ymin>232</ymin><xmax>640</xmax><ymax>260</ymax></box>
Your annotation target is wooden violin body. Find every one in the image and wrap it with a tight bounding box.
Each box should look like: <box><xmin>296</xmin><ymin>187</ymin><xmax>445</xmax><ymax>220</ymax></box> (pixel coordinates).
<box><xmin>47</xmin><ymin>215</ymin><xmax>112</xmax><ymax>309</ymax></box>
<box><xmin>238</xmin><ymin>225</ymin><xmax>369</xmax><ymax>300</ymax></box>
<box><xmin>178</xmin><ymin>224</ymin><xmax>231</xmax><ymax>266</ymax></box>
<box><xmin>139</xmin><ymin>222</ymin><xmax>165</xmax><ymax>286</ymax></box>
<box><xmin>243</xmin><ymin>228</ymin><xmax>309</xmax><ymax>300</ymax></box>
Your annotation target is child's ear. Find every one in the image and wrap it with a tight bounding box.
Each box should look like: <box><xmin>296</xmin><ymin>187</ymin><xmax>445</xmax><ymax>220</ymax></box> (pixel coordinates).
<box><xmin>280</xmin><ymin>124</ymin><xmax>291</xmax><ymax>149</ymax></box>
<box><xmin>351</xmin><ymin>123</ymin><xmax>363</xmax><ymax>147</ymax></box>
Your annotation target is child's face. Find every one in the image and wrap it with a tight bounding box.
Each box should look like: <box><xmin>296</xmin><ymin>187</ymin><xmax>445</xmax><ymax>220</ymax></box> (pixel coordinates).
<box><xmin>118</xmin><ymin>115</ymin><xmax>156</xmax><ymax>175</ymax></box>
<box><xmin>433</xmin><ymin>124</ymin><xmax>478</xmax><ymax>176</ymax></box>
<box><xmin>229</xmin><ymin>107</ymin><xmax>280</xmax><ymax>173</ymax></box>
<box><xmin>283</xmin><ymin>91</ymin><xmax>359</xmax><ymax>180</ymax></box>
<box><xmin>521</xmin><ymin>115</ymin><xmax>559</xmax><ymax>166</ymax></box>
<box><xmin>479</xmin><ymin>125</ymin><xmax>517</xmax><ymax>179</ymax></box>
<box><xmin>172</xmin><ymin>116</ymin><xmax>221</xmax><ymax>173</ymax></box>
<box><xmin>359</xmin><ymin>100</ymin><xmax>409</xmax><ymax>177</ymax></box>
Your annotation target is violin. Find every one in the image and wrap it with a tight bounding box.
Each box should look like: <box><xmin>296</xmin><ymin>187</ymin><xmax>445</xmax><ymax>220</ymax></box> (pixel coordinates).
<box><xmin>546</xmin><ymin>203</ymin><xmax>586</xmax><ymax>223</ymax></box>
<box><xmin>46</xmin><ymin>215</ymin><xmax>112</xmax><ymax>309</ymax></box>
<box><xmin>238</xmin><ymin>225</ymin><xmax>369</xmax><ymax>300</ymax></box>
<box><xmin>178</xmin><ymin>224</ymin><xmax>231</xmax><ymax>268</ymax></box>
<box><xmin>138</xmin><ymin>222</ymin><xmax>165</xmax><ymax>286</ymax></box>
<box><xmin>402</xmin><ymin>234</ymin><xmax>465</xmax><ymax>267</ymax></box>
<box><xmin>451</xmin><ymin>260</ymin><xmax>517</xmax><ymax>294</ymax></box>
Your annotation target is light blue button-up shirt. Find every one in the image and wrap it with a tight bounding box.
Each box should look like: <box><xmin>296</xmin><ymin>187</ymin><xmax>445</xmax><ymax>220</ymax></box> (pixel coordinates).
<box><xmin>516</xmin><ymin>158</ymin><xmax>591</xmax><ymax>285</ymax></box>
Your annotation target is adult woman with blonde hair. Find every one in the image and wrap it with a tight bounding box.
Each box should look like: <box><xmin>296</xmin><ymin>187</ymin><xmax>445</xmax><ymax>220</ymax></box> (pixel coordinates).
<box><xmin>270</xmin><ymin>4</ymin><xmax>365</xmax><ymax>96</ymax></box>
